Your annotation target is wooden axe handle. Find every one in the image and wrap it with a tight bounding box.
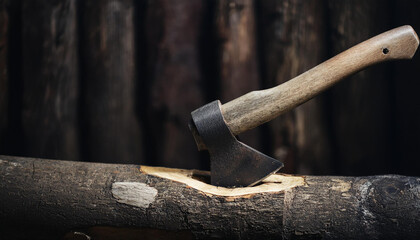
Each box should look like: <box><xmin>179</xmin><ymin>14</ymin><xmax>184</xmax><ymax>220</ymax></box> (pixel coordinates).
<box><xmin>221</xmin><ymin>25</ymin><xmax>419</xmax><ymax>135</ymax></box>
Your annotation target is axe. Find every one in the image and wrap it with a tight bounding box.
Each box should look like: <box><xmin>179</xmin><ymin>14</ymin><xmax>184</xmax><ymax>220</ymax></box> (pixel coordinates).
<box><xmin>189</xmin><ymin>25</ymin><xmax>419</xmax><ymax>188</ymax></box>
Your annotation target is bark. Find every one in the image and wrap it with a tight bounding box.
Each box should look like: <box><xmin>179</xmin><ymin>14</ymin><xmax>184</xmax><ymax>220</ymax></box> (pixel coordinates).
<box><xmin>21</xmin><ymin>0</ymin><xmax>79</xmax><ymax>160</ymax></box>
<box><xmin>257</xmin><ymin>0</ymin><xmax>332</xmax><ymax>174</ymax></box>
<box><xmin>215</xmin><ymin>0</ymin><xmax>262</xmax><ymax>149</ymax></box>
<box><xmin>80</xmin><ymin>0</ymin><xmax>143</xmax><ymax>164</ymax></box>
<box><xmin>145</xmin><ymin>0</ymin><xmax>205</xmax><ymax>169</ymax></box>
<box><xmin>327</xmin><ymin>0</ymin><xmax>394</xmax><ymax>175</ymax></box>
<box><xmin>393</xmin><ymin>0</ymin><xmax>420</xmax><ymax>175</ymax></box>
<box><xmin>0</xmin><ymin>155</ymin><xmax>419</xmax><ymax>240</ymax></box>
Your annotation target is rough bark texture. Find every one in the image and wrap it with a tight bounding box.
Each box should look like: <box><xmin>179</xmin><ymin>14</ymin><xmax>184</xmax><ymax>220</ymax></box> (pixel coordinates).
<box><xmin>145</xmin><ymin>0</ymin><xmax>205</xmax><ymax>168</ymax></box>
<box><xmin>327</xmin><ymin>0</ymin><xmax>394</xmax><ymax>175</ymax></box>
<box><xmin>21</xmin><ymin>0</ymin><xmax>79</xmax><ymax>160</ymax></box>
<box><xmin>215</xmin><ymin>0</ymin><xmax>262</xmax><ymax>149</ymax></box>
<box><xmin>257</xmin><ymin>0</ymin><xmax>332</xmax><ymax>174</ymax></box>
<box><xmin>0</xmin><ymin>155</ymin><xmax>419</xmax><ymax>240</ymax></box>
<box><xmin>81</xmin><ymin>0</ymin><xmax>143</xmax><ymax>164</ymax></box>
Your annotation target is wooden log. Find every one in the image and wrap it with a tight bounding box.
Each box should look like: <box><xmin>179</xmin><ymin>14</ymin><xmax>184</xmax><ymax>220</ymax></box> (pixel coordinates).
<box><xmin>145</xmin><ymin>0</ymin><xmax>205</xmax><ymax>169</ymax></box>
<box><xmin>80</xmin><ymin>0</ymin><xmax>143</xmax><ymax>164</ymax></box>
<box><xmin>21</xmin><ymin>0</ymin><xmax>80</xmax><ymax>160</ymax></box>
<box><xmin>0</xmin><ymin>155</ymin><xmax>419</xmax><ymax>240</ymax></box>
<box><xmin>257</xmin><ymin>0</ymin><xmax>332</xmax><ymax>174</ymax></box>
<box><xmin>327</xmin><ymin>0</ymin><xmax>394</xmax><ymax>175</ymax></box>
<box><xmin>215</xmin><ymin>0</ymin><xmax>262</xmax><ymax>149</ymax></box>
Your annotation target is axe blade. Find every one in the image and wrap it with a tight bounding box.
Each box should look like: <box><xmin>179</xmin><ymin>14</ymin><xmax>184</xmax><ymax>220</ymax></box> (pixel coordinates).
<box><xmin>190</xmin><ymin>100</ymin><xmax>283</xmax><ymax>187</ymax></box>
<box><xmin>211</xmin><ymin>141</ymin><xmax>283</xmax><ymax>187</ymax></box>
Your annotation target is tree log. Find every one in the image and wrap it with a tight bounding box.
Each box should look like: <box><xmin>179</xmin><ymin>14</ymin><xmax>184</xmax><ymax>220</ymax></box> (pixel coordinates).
<box><xmin>0</xmin><ymin>155</ymin><xmax>419</xmax><ymax>240</ymax></box>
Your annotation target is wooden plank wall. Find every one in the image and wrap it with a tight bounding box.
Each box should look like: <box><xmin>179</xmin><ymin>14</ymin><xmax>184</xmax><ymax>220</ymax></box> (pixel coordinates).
<box><xmin>0</xmin><ymin>0</ymin><xmax>419</xmax><ymax>176</ymax></box>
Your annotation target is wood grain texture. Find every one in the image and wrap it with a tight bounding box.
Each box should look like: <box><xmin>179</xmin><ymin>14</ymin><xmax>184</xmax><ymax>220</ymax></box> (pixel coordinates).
<box><xmin>0</xmin><ymin>155</ymin><xmax>419</xmax><ymax>239</ymax></box>
<box><xmin>81</xmin><ymin>0</ymin><xmax>143</xmax><ymax>164</ymax></box>
<box><xmin>257</xmin><ymin>0</ymin><xmax>332</xmax><ymax>174</ymax></box>
<box><xmin>215</xmin><ymin>0</ymin><xmax>261</xmax><ymax>148</ymax></box>
<box><xmin>21</xmin><ymin>0</ymin><xmax>80</xmax><ymax>160</ymax></box>
<box><xmin>221</xmin><ymin>25</ymin><xmax>419</xmax><ymax>136</ymax></box>
<box><xmin>145</xmin><ymin>0</ymin><xmax>205</xmax><ymax>168</ymax></box>
<box><xmin>327</xmin><ymin>0</ymin><xmax>395</xmax><ymax>175</ymax></box>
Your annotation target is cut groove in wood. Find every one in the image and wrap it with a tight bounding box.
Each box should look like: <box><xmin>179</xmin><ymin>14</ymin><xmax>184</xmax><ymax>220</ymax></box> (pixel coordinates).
<box><xmin>140</xmin><ymin>166</ymin><xmax>305</xmax><ymax>197</ymax></box>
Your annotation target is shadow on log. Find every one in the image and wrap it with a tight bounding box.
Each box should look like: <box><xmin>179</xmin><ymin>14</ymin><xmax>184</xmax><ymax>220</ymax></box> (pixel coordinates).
<box><xmin>0</xmin><ymin>155</ymin><xmax>419</xmax><ymax>239</ymax></box>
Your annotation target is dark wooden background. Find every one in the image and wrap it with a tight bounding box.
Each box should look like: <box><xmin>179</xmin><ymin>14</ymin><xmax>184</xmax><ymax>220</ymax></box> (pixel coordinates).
<box><xmin>0</xmin><ymin>0</ymin><xmax>419</xmax><ymax>176</ymax></box>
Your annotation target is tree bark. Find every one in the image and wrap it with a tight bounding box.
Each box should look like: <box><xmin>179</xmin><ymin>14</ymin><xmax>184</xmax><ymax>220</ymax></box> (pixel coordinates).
<box><xmin>257</xmin><ymin>0</ymin><xmax>332</xmax><ymax>174</ymax></box>
<box><xmin>21</xmin><ymin>0</ymin><xmax>80</xmax><ymax>160</ymax></box>
<box><xmin>80</xmin><ymin>0</ymin><xmax>143</xmax><ymax>164</ymax></box>
<box><xmin>0</xmin><ymin>155</ymin><xmax>419</xmax><ymax>240</ymax></box>
<box><xmin>327</xmin><ymin>0</ymin><xmax>394</xmax><ymax>175</ymax></box>
<box><xmin>145</xmin><ymin>0</ymin><xmax>205</xmax><ymax>169</ymax></box>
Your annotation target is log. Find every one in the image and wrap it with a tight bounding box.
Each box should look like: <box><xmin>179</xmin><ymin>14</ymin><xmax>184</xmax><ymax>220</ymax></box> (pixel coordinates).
<box><xmin>0</xmin><ymin>155</ymin><xmax>419</xmax><ymax>239</ymax></box>
<box><xmin>80</xmin><ymin>0</ymin><xmax>143</xmax><ymax>164</ymax></box>
<box><xmin>21</xmin><ymin>0</ymin><xmax>80</xmax><ymax>160</ymax></box>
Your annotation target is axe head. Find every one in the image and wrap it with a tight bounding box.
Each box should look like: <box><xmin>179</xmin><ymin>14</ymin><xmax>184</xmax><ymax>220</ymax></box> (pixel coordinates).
<box><xmin>189</xmin><ymin>100</ymin><xmax>283</xmax><ymax>187</ymax></box>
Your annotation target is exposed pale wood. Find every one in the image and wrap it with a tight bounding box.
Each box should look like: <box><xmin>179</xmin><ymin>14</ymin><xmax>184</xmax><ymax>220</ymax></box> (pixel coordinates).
<box><xmin>81</xmin><ymin>0</ymin><xmax>143</xmax><ymax>164</ymax></box>
<box><xmin>215</xmin><ymin>0</ymin><xmax>262</xmax><ymax>148</ymax></box>
<box><xmin>141</xmin><ymin>166</ymin><xmax>304</xmax><ymax>197</ymax></box>
<box><xmin>0</xmin><ymin>155</ymin><xmax>419</xmax><ymax>239</ymax></box>
<box><xmin>145</xmin><ymin>0</ymin><xmax>205</xmax><ymax>168</ymax></box>
<box><xmin>257</xmin><ymin>0</ymin><xmax>332</xmax><ymax>174</ymax></box>
<box><xmin>222</xmin><ymin>25</ymin><xmax>419</xmax><ymax>135</ymax></box>
<box><xmin>21</xmin><ymin>0</ymin><xmax>80</xmax><ymax>160</ymax></box>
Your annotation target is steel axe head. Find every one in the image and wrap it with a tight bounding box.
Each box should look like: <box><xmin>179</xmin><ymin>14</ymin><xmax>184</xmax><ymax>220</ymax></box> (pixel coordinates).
<box><xmin>189</xmin><ymin>100</ymin><xmax>283</xmax><ymax>187</ymax></box>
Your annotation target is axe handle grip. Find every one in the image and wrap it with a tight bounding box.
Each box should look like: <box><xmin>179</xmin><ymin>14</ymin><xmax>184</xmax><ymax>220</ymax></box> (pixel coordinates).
<box><xmin>221</xmin><ymin>25</ymin><xmax>419</xmax><ymax>135</ymax></box>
